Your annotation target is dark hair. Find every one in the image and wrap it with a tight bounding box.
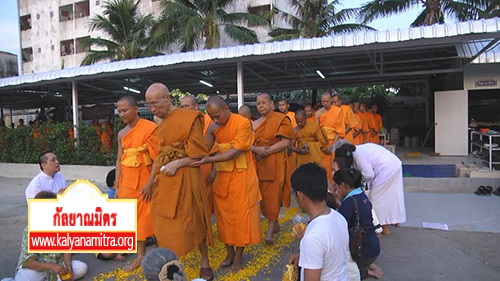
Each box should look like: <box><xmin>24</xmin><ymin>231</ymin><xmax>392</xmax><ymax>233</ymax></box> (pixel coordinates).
<box><xmin>142</xmin><ymin>248</ymin><xmax>183</xmax><ymax>281</ymax></box>
<box><xmin>333</xmin><ymin>168</ymin><xmax>362</xmax><ymax>189</ymax></box>
<box><xmin>38</xmin><ymin>150</ymin><xmax>53</xmax><ymax>171</ymax></box>
<box><xmin>35</xmin><ymin>191</ymin><xmax>57</xmax><ymax>199</ymax></box>
<box><xmin>291</xmin><ymin>163</ymin><xmax>327</xmax><ymax>202</ymax></box>
<box><xmin>106</xmin><ymin>169</ymin><xmax>116</xmax><ymax>188</ymax></box>
<box><xmin>333</xmin><ymin>157</ymin><xmax>352</xmax><ymax>170</ymax></box>
<box><xmin>334</xmin><ymin>143</ymin><xmax>356</xmax><ymax>167</ymax></box>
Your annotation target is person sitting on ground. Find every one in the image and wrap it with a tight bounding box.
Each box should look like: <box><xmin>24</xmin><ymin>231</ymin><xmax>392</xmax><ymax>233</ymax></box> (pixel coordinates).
<box><xmin>7</xmin><ymin>191</ymin><xmax>88</xmax><ymax>281</ymax></box>
<box><xmin>25</xmin><ymin>151</ymin><xmax>67</xmax><ymax>205</ymax></box>
<box><xmin>142</xmin><ymin>248</ymin><xmax>187</xmax><ymax>281</ymax></box>
<box><xmin>333</xmin><ymin>169</ymin><xmax>383</xmax><ymax>280</ymax></box>
<box><xmin>288</xmin><ymin>163</ymin><xmax>349</xmax><ymax>281</ymax></box>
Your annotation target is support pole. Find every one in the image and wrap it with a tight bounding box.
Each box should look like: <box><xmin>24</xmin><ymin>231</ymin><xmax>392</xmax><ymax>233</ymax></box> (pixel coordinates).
<box><xmin>425</xmin><ymin>80</ymin><xmax>430</xmax><ymax>129</ymax></box>
<box><xmin>10</xmin><ymin>109</ymin><xmax>13</xmax><ymax>125</ymax></box>
<box><xmin>237</xmin><ymin>61</ymin><xmax>244</xmax><ymax>109</ymax></box>
<box><xmin>1</xmin><ymin>106</ymin><xmax>4</xmax><ymax>121</ymax></box>
<box><xmin>302</xmin><ymin>81</ymin><xmax>307</xmax><ymax>105</ymax></box>
<box><xmin>72</xmin><ymin>81</ymin><xmax>79</xmax><ymax>141</ymax></box>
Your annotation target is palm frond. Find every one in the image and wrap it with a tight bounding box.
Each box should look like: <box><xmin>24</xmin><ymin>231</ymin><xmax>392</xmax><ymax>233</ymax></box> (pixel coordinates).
<box><xmin>81</xmin><ymin>50</ymin><xmax>117</xmax><ymax>65</ymax></box>
<box><xmin>359</xmin><ymin>0</ymin><xmax>416</xmax><ymax>24</ymax></box>
<box><xmin>224</xmin><ymin>25</ymin><xmax>260</xmax><ymax>45</ymax></box>
<box><xmin>330</xmin><ymin>23</ymin><xmax>376</xmax><ymax>34</ymax></box>
<box><xmin>221</xmin><ymin>12</ymin><xmax>269</xmax><ymax>27</ymax></box>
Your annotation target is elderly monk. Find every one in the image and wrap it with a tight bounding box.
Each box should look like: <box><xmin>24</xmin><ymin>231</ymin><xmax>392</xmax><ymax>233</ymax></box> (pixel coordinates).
<box><xmin>304</xmin><ymin>103</ymin><xmax>315</xmax><ymax>122</ymax></box>
<box><xmin>332</xmin><ymin>94</ymin><xmax>360</xmax><ymax>144</ymax></box>
<box><xmin>278</xmin><ymin>99</ymin><xmax>297</xmax><ymax>128</ymax></box>
<box><xmin>371</xmin><ymin>104</ymin><xmax>383</xmax><ymax>144</ymax></box>
<box><xmin>238</xmin><ymin>105</ymin><xmax>253</xmax><ymax>121</ymax></box>
<box><xmin>292</xmin><ymin>110</ymin><xmax>328</xmax><ymax>167</ymax></box>
<box><xmin>361</xmin><ymin>103</ymin><xmax>378</xmax><ymax>144</ymax></box>
<box><xmin>192</xmin><ymin>96</ymin><xmax>261</xmax><ymax>272</ymax></box>
<box><xmin>144</xmin><ymin>84</ymin><xmax>214</xmax><ymax>281</ymax></box>
<box><xmin>115</xmin><ymin>96</ymin><xmax>159</xmax><ymax>271</ymax></box>
<box><xmin>252</xmin><ymin>93</ymin><xmax>295</xmax><ymax>244</ymax></box>
<box><xmin>181</xmin><ymin>94</ymin><xmax>216</xmax><ymax>214</ymax></box>
<box><xmin>315</xmin><ymin>92</ymin><xmax>345</xmax><ymax>180</ymax></box>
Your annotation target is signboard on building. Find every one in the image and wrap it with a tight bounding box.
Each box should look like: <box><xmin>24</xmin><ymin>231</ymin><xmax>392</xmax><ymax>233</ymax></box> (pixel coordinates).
<box><xmin>475</xmin><ymin>80</ymin><xmax>497</xmax><ymax>87</ymax></box>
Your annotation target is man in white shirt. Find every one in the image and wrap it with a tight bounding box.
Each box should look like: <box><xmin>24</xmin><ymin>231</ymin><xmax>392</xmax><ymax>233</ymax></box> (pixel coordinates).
<box><xmin>25</xmin><ymin>151</ymin><xmax>67</xmax><ymax>204</ymax></box>
<box><xmin>289</xmin><ymin>163</ymin><xmax>349</xmax><ymax>281</ymax></box>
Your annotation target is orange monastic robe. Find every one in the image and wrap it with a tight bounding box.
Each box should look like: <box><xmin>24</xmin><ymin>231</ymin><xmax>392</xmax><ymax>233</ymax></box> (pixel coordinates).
<box><xmin>306</xmin><ymin>116</ymin><xmax>315</xmax><ymax>122</ymax></box>
<box><xmin>351</xmin><ymin>113</ymin><xmax>364</xmax><ymax>145</ymax></box>
<box><xmin>254</xmin><ymin>112</ymin><xmax>294</xmax><ymax>220</ymax></box>
<box><xmin>357</xmin><ymin>112</ymin><xmax>370</xmax><ymax>144</ymax></box>
<box><xmin>200</xmin><ymin>114</ymin><xmax>216</xmax><ymax>214</ymax></box>
<box><xmin>119</xmin><ymin>119</ymin><xmax>159</xmax><ymax>241</ymax></box>
<box><xmin>365</xmin><ymin>112</ymin><xmax>378</xmax><ymax>144</ymax></box>
<box><xmin>295</xmin><ymin>121</ymin><xmax>328</xmax><ymax>167</ymax></box>
<box><xmin>286</xmin><ymin>111</ymin><xmax>298</xmax><ymax>128</ymax></box>
<box><xmin>374</xmin><ymin>113</ymin><xmax>383</xmax><ymax>144</ymax></box>
<box><xmin>318</xmin><ymin>106</ymin><xmax>345</xmax><ymax>180</ymax></box>
<box><xmin>153</xmin><ymin>108</ymin><xmax>213</xmax><ymax>257</ymax></box>
<box><xmin>341</xmin><ymin>105</ymin><xmax>359</xmax><ymax>144</ymax></box>
<box><xmin>213</xmin><ymin>114</ymin><xmax>262</xmax><ymax>246</ymax></box>
<box><xmin>100</xmin><ymin>122</ymin><xmax>113</xmax><ymax>152</ymax></box>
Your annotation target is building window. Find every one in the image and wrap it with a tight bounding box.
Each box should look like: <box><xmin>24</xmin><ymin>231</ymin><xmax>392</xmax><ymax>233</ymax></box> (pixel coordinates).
<box><xmin>96</xmin><ymin>0</ymin><xmax>100</xmax><ymax>5</ymax></box>
<box><xmin>50</xmin><ymin>11</ymin><xmax>54</xmax><ymax>18</ymax></box>
<box><xmin>51</xmin><ymin>45</ymin><xmax>55</xmax><ymax>51</ymax></box>
<box><xmin>247</xmin><ymin>5</ymin><xmax>271</xmax><ymax>26</ymax></box>
<box><xmin>20</xmin><ymin>14</ymin><xmax>31</xmax><ymax>31</ymax></box>
<box><xmin>75</xmin><ymin>36</ymin><xmax>90</xmax><ymax>53</ymax></box>
<box><xmin>36</xmin><ymin>14</ymin><xmax>40</xmax><ymax>20</ymax></box>
<box><xmin>75</xmin><ymin>0</ymin><xmax>90</xmax><ymax>19</ymax></box>
<box><xmin>59</xmin><ymin>4</ymin><xmax>73</xmax><ymax>22</ymax></box>
<box><xmin>60</xmin><ymin>39</ymin><xmax>75</xmax><ymax>56</ymax></box>
<box><xmin>38</xmin><ymin>47</ymin><xmax>41</xmax><ymax>53</ymax></box>
<box><xmin>22</xmin><ymin>48</ymin><xmax>33</xmax><ymax>62</ymax></box>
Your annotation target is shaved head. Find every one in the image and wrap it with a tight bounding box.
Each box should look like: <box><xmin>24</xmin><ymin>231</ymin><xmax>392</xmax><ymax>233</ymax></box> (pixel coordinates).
<box><xmin>332</xmin><ymin>93</ymin><xmax>342</xmax><ymax>107</ymax></box>
<box><xmin>257</xmin><ymin>93</ymin><xmax>272</xmax><ymax>102</ymax></box>
<box><xmin>256</xmin><ymin>93</ymin><xmax>274</xmax><ymax>117</ymax></box>
<box><xmin>295</xmin><ymin>109</ymin><xmax>306</xmax><ymax>119</ymax></box>
<box><xmin>180</xmin><ymin>95</ymin><xmax>198</xmax><ymax>110</ymax></box>
<box><xmin>118</xmin><ymin>95</ymin><xmax>138</xmax><ymax>107</ymax></box>
<box><xmin>295</xmin><ymin>110</ymin><xmax>307</xmax><ymax>128</ymax></box>
<box><xmin>238</xmin><ymin>105</ymin><xmax>252</xmax><ymax>120</ymax></box>
<box><xmin>145</xmin><ymin>83</ymin><xmax>172</xmax><ymax>118</ymax></box>
<box><xmin>206</xmin><ymin>96</ymin><xmax>230</xmax><ymax>126</ymax></box>
<box><xmin>321</xmin><ymin>92</ymin><xmax>333</xmax><ymax>110</ymax></box>
<box><xmin>278</xmin><ymin>99</ymin><xmax>290</xmax><ymax>113</ymax></box>
<box><xmin>304</xmin><ymin>103</ymin><xmax>314</xmax><ymax>118</ymax></box>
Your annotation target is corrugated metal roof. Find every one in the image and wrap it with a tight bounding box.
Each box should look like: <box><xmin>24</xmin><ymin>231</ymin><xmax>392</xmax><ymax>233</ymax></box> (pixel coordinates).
<box><xmin>456</xmin><ymin>39</ymin><xmax>500</xmax><ymax>63</ymax></box>
<box><xmin>1</xmin><ymin>18</ymin><xmax>500</xmax><ymax>88</ymax></box>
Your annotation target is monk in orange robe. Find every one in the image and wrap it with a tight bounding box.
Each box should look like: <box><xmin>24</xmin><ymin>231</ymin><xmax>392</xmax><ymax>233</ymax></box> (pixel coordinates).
<box><xmin>90</xmin><ymin>115</ymin><xmax>101</xmax><ymax>138</ymax></box>
<box><xmin>114</xmin><ymin>96</ymin><xmax>159</xmax><ymax>272</ymax></box>
<box><xmin>304</xmin><ymin>103</ymin><xmax>315</xmax><ymax>122</ymax></box>
<box><xmin>292</xmin><ymin>110</ymin><xmax>328</xmax><ymax>167</ymax></box>
<box><xmin>315</xmin><ymin>92</ymin><xmax>345</xmax><ymax>181</ymax></box>
<box><xmin>371</xmin><ymin>104</ymin><xmax>383</xmax><ymax>144</ymax></box>
<box><xmin>144</xmin><ymin>84</ymin><xmax>214</xmax><ymax>280</ymax></box>
<box><xmin>278</xmin><ymin>99</ymin><xmax>298</xmax><ymax>128</ymax></box>
<box><xmin>238</xmin><ymin>105</ymin><xmax>253</xmax><ymax>121</ymax></box>
<box><xmin>100</xmin><ymin>115</ymin><xmax>113</xmax><ymax>152</ymax></box>
<box><xmin>332</xmin><ymin>94</ymin><xmax>359</xmax><ymax>144</ymax></box>
<box><xmin>32</xmin><ymin>119</ymin><xmax>41</xmax><ymax>139</ymax></box>
<box><xmin>361</xmin><ymin>103</ymin><xmax>378</xmax><ymax>144</ymax></box>
<box><xmin>253</xmin><ymin>93</ymin><xmax>295</xmax><ymax>244</ymax></box>
<box><xmin>181</xmin><ymin>95</ymin><xmax>216</xmax><ymax>215</ymax></box>
<box><xmin>350</xmin><ymin>103</ymin><xmax>364</xmax><ymax>145</ymax></box>
<box><xmin>192</xmin><ymin>96</ymin><xmax>261</xmax><ymax>272</ymax></box>
<box><xmin>353</xmin><ymin>101</ymin><xmax>369</xmax><ymax>144</ymax></box>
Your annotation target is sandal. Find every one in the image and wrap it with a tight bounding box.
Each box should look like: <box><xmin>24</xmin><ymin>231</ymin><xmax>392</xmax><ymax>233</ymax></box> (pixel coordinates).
<box><xmin>493</xmin><ymin>187</ymin><xmax>500</xmax><ymax>197</ymax></box>
<box><xmin>485</xmin><ymin>186</ymin><xmax>493</xmax><ymax>196</ymax></box>
<box><xmin>200</xmin><ymin>267</ymin><xmax>214</xmax><ymax>281</ymax></box>
<box><xmin>474</xmin><ymin>186</ymin><xmax>487</xmax><ymax>196</ymax></box>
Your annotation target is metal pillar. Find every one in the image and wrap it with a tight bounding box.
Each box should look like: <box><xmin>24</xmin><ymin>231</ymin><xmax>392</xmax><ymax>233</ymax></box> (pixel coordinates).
<box><xmin>72</xmin><ymin>81</ymin><xmax>79</xmax><ymax>141</ymax></box>
<box><xmin>302</xmin><ymin>81</ymin><xmax>307</xmax><ymax>105</ymax></box>
<box><xmin>425</xmin><ymin>80</ymin><xmax>430</xmax><ymax>128</ymax></box>
<box><xmin>16</xmin><ymin>0</ymin><xmax>23</xmax><ymax>75</ymax></box>
<box><xmin>0</xmin><ymin>106</ymin><xmax>4</xmax><ymax>121</ymax></box>
<box><xmin>237</xmin><ymin>61</ymin><xmax>244</xmax><ymax>109</ymax></box>
<box><xmin>10</xmin><ymin>109</ymin><xmax>13</xmax><ymax>124</ymax></box>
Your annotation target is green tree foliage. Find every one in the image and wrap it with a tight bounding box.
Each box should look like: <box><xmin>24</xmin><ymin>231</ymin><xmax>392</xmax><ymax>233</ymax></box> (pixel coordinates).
<box><xmin>81</xmin><ymin>0</ymin><xmax>159</xmax><ymax>65</ymax></box>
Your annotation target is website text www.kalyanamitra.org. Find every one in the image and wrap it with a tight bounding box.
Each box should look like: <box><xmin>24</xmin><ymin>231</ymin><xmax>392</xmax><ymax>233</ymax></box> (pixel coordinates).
<box><xmin>29</xmin><ymin>232</ymin><xmax>135</xmax><ymax>252</ymax></box>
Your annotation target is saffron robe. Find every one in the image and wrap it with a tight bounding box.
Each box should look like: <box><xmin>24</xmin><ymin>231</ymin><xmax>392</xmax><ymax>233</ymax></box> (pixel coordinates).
<box><xmin>365</xmin><ymin>112</ymin><xmax>378</xmax><ymax>144</ymax></box>
<box><xmin>200</xmin><ymin>114</ymin><xmax>216</xmax><ymax>214</ymax></box>
<box><xmin>119</xmin><ymin>119</ymin><xmax>159</xmax><ymax>241</ymax></box>
<box><xmin>374</xmin><ymin>113</ymin><xmax>383</xmax><ymax>144</ymax></box>
<box><xmin>295</xmin><ymin>121</ymin><xmax>328</xmax><ymax>167</ymax></box>
<box><xmin>254</xmin><ymin>111</ymin><xmax>294</xmax><ymax>220</ymax></box>
<box><xmin>100</xmin><ymin>122</ymin><xmax>113</xmax><ymax>152</ymax></box>
<box><xmin>286</xmin><ymin>111</ymin><xmax>298</xmax><ymax>128</ymax></box>
<box><xmin>352</xmin><ymin>113</ymin><xmax>364</xmax><ymax>145</ymax></box>
<box><xmin>306</xmin><ymin>116</ymin><xmax>315</xmax><ymax>122</ymax></box>
<box><xmin>341</xmin><ymin>105</ymin><xmax>359</xmax><ymax>144</ymax></box>
<box><xmin>357</xmin><ymin>112</ymin><xmax>370</xmax><ymax>144</ymax></box>
<box><xmin>318</xmin><ymin>106</ymin><xmax>345</xmax><ymax>180</ymax></box>
<box><xmin>153</xmin><ymin>108</ymin><xmax>213</xmax><ymax>257</ymax></box>
<box><xmin>213</xmin><ymin>114</ymin><xmax>262</xmax><ymax>246</ymax></box>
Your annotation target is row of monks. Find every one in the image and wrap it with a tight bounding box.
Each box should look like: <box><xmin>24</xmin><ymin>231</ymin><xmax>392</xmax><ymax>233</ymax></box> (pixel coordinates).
<box><xmin>114</xmin><ymin>85</ymin><xmax>383</xmax><ymax>277</ymax></box>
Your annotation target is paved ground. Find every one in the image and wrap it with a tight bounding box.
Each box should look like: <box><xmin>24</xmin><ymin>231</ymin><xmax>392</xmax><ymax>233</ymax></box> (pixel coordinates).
<box><xmin>1</xmin><ymin>177</ymin><xmax>499</xmax><ymax>280</ymax></box>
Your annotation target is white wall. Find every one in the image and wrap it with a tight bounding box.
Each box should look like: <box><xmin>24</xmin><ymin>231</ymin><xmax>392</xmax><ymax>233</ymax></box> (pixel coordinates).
<box><xmin>464</xmin><ymin>63</ymin><xmax>500</xmax><ymax>90</ymax></box>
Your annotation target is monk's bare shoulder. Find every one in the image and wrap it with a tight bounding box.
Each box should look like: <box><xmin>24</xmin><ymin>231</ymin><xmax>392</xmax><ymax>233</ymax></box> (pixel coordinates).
<box><xmin>207</xmin><ymin>121</ymin><xmax>219</xmax><ymax>135</ymax></box>
<box><xmin>253</xmin><ymin>116</ymin><xmax>265</xmax><ymax>130</ymax></box>
<box><xmin>315</xmin><ymin>108</ymin><xmax>326</xmax><ymax>118</ymax></box>
<box><xmin>117</xmin><ymin>126</ymin><xmax>130</xmax><ymax>141</ymax></box>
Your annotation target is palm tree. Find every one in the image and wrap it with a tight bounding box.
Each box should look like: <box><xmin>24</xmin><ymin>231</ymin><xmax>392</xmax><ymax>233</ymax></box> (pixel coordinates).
<box><xmin>359</xmin><ymin>0</ymin><xmax>495</xmax><ymax>27</ymax></box>
<box><xmin>81</xmin><ymin>0</ymin><xmax>158</xmax><ymax>65</ymax></box>
<box><xmin>151</xmin><ymin>0</ymin><xmax>269</xmax><ymax>52</ymax></box>
<box><xmin>268</xmin><ymin>0</ymin><xmax>375</xmax><ymax>42</ymax></box>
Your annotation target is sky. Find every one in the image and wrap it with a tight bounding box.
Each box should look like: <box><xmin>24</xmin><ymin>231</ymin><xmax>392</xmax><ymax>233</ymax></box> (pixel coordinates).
<box><xmin>0</xmin><ymin>0</ymin><xmax>422</xmax><ymax>59</ymax></box>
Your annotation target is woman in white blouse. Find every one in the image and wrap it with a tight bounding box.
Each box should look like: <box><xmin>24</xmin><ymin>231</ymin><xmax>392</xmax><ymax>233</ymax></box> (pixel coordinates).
<box><xmin>334</xmin><ymin>141</ymin><xmax>406</xmax><ymax>235</ymax></box>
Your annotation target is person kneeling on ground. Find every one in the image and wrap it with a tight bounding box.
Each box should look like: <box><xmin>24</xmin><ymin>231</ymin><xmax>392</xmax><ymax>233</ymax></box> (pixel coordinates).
<box><xmin>288</xmin><ymin>163</ymin><xmax>349</xmax><ymax>281</ymax></box>
<box><xmin>333</xmin><ymin>169</ymin><xmax>383</xmax><ymax>279</ymax></box>
<box><xmin>142</xmin><ymin>248</ymin><xmax>187</xmax><ymax>281</ymax></box>
<box><xmin>4</xmin><ymin>191</ymin><xmax>88</xmax><ymax>281</ymax></box>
